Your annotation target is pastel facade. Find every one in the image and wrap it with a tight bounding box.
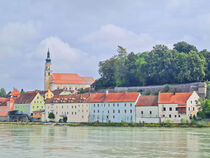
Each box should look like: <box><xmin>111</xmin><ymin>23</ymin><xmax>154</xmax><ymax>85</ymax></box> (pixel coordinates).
<box><xmin>44</xmin><ymin>50</ymin><xmax>94</xmax><ymax>91</ymax></box>
<box><xmin>14</xmin><ymin>91</ymin><xmax>45</xmax><ymax>115</ymax></box>
<box><xmin>135</xmin><ymin>95</ymin><xmax>159</xmax><ymax>123</ymax></box>
<box><xmin>158</xmin><ymin>91</ymin><xmax>200</xmax><ymax>123</ymax></box>
<box><xmin>0</xmin><ymin>89</ymin><xmax>21</xmax><ymax>120</ymax></box>
<box><xmin>89</xmin><ymin>92</ymin><xmax>140</xmax><ymax>123</ymax></box>
<box><xmin>44</xmin><ymin>94</ymin><xmax>91</xmax><ymax>122</ymax></box>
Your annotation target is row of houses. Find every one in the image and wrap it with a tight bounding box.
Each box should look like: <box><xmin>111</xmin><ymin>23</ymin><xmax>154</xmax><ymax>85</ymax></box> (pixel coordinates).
<box><xmin>0</xmin><ymin>89</ymin><xmax>200</xmax><ymax>123</ymax></box>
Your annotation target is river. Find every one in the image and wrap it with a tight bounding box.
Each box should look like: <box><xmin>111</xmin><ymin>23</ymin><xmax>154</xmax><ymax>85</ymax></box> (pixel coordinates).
<box><xmin>0</xmin><ymin>125</ymin><xmax>210</xmax><ymax>158</ymax></box>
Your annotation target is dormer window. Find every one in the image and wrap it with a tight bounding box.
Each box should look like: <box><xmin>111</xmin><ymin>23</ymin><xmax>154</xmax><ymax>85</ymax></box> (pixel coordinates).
<box><xmin>80</xmin><ymin>99</ymin><xmax>84</xmax><ymax>103</ymax></box>
<box><xmin>68</xmin><ymin>99</ymin><xmax>72</xmax><ymax>103</ymax></box>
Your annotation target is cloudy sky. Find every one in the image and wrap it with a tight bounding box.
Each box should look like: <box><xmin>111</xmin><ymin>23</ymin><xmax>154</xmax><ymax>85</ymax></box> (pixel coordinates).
<box><xmin>0</xmin><ymin>0</ymin><xmax>210</xmax><ymax>92</ymax></box>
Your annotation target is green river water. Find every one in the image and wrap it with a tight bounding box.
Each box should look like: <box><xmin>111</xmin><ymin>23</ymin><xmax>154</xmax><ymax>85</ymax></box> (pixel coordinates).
<box><xmin>0</xmin><ymin>125</ymin><xmax>210</xmax><ymax>158</ymax></box>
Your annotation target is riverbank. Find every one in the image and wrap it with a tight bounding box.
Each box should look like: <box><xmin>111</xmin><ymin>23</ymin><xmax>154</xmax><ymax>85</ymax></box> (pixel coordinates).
<box><xmin>1</xmin><ymin>121</ymin><xmax>210</xmax><ymax>128</ymax></box>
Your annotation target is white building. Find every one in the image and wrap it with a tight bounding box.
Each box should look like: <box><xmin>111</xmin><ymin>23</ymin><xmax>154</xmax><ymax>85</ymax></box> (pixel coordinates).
<box><xmin>135</xmin><ymin>95</ymin><xmax>159</xmax><ymax>123</ymax></box>
<box><xmin>158</xmin><ymin>91</ymin><xmax>200</xmax><ymax>123</ymax></box>
<box><xmin>89</xmin><ymin>92</ymin><xmax>140</xmax><ymax>123</ymax></box>
<box><xmin>44</xmin><ymin>93</ymin><xmax>91</xmax><ymax>122</ymax></box>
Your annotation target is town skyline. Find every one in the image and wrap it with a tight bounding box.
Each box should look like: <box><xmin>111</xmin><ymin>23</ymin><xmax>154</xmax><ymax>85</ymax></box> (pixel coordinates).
<box><xmin>1</xmin><ymin>0</ymin><xmax>210</xmax><ymax>91</ymax></box>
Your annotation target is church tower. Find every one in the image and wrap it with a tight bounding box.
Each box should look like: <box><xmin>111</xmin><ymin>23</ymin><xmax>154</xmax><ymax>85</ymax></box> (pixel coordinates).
<box><xmin>44</xmin><ymin>49</ymin><xmax>52</xmax><ymax>91</ymax></box>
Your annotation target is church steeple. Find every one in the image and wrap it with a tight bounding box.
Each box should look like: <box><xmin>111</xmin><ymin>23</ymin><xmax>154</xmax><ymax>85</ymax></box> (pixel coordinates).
<box><xmin>46</xmin><ymin>48</ymin><xmax>51</xmax><ymax>63</ymax></box>
<box><xmin>44</xmin><ymin>49</ymin><xmax>52</xmax><ymax>91</ymax></box>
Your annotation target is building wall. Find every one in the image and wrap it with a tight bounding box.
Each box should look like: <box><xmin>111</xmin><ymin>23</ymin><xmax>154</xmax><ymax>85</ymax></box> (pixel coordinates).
<box><xmin>135</xmin><ymin>106</ymin><xmax>159</xmax><ymax>123</ymax></box>
<box><xmin>186</xmin><ymin>91</ymin><xmax>200</xmax><ymax>118</ymax></box>
<box><xmin>45</xmin><ymin>102</ymin><xmax>90</xmax><ymax>122</ymax></box>
<box><xmin>52</xmin><ymin>83</ymin><xmax>90</xmax><ymax>91</ymax></box>
<box><xmin>14</xmin><ymin>104</ymin><xmax>30</xmax><ymax>115</ymax></box>
<box><xmin>30</xmin><ymin>93</ymin><xmax>45</xmax><ymax>114</ymax></box>
<box><xmin>89</xmin><ymin>102</ymin><xmax>136</xmax><ymax>123</ymax></box>
<box><xmin>0</xmin><ymin>100</ymin><xmax>15</xmax><ymax>117</ymax></box>
<box><xmin>44</xmin><ymin>90</ymin><xmax>54</xmax><ymax>100</ymax></box>
<box><xmin>44</xmin><ymin>63</ymin><xmax>52</xmax><ymax>91</ymax></box>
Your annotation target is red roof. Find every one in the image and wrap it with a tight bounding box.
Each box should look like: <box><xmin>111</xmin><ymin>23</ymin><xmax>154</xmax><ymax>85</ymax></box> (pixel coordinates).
<box><xmin>52</xmin><ymin>73</ymin><xmax>94</xmax><ymax>84</ymax></box>
<box><xmin>89</xmin><ymin>92</ymin><xmax>140</xmax><ymax>103</ymax></box>
<box><xmin>159</xmin><ymin>92</ymin><xmax>192</xmax><ymax>104</ymax></box>
<box><xmin>136</xmin><ymin>95</ymin><xmax>158</xmax><ymax>106</ymax></box>
<box><xmin>15</xmin><ymin>91</ymin><xmax>38</xmax><ymax>104</ymax></box>
<box><xmin>178</xmin><ymin>104</ymin><xmax>187</xmax><ymax>108</ymax></box>
<box><xmin>0</xmin><ymin>97</ymin><xmax>8</xmax><ymax>103</ymax></box>
<box><xmin>10</xmin><ymin>88</ymin><xmax>21</xmax><ymax>96</ymax></box>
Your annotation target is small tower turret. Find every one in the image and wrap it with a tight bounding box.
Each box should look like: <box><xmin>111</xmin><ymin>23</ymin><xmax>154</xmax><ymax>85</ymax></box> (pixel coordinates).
<box><xmin>44</xmin><ymin>49</ymin><xmax>52</xmax><ymax>91</ymax></box>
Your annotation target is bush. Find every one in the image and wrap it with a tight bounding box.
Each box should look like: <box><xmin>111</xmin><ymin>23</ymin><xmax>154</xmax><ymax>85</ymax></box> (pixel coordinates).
<box><xmin>48</xmin><ymin>112</ymin><xmax>55</xmax><ymax>120</ymax></box>
<box><xmin>145</xmin><ymin>90</ymin><xmax>151</xmax><ymax>95</ymax></box>
<box><xmin>162</xmin><ymin>84</ymin><xmax>170</xmax><ymax>92</ymax></box>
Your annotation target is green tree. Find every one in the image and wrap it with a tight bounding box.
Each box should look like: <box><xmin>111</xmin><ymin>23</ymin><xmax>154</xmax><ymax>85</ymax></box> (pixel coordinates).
<box><xmin>21</xmin><ymin>89</ymin><xmax>25</xmax><ymax>94</ymax></box>
<box><xmin>197</xmin><ymin>98</ymin><xmax>210</xmax><ymax>118</ymax></box>
<box><xmin>48</xmin><ymin>112</ymin><xmax>55</xmax><ymax>120</ymax></box>
<box><xmin>199</xmin><ymin>49</ymin><xmax>210</xmax><ymax>80</ymax></box>
<box><xmin>173</xmin><ymin>41</ymin><xmax>198</xmax><ymax>54</ymax></box>
<box><xmin>0</xmin><ymin>88</ymin><xmax>7</xmax><ymax>97</ymax></box>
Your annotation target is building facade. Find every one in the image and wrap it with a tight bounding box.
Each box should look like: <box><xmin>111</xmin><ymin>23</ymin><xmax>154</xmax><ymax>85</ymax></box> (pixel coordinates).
<box><xmin>89</xmin><ymin>92</ymin><xmax>140</xmax><ymax>123</ymax></box>
<box><xmin>44</xmin><ymin>50</ymin><xmax>94</xmax><ymax>91</ymax></box>
<box><xmin>44</xmin><ymin>93</ymin><xmax>91</xmax><ymax>122</ymax></box>
<box><xmin>158</xmin><ymin>91</ymin><xmax>200</xmax><ymax>123</ymax></box>
<box><xmin>135</xmin><ymin>95</ymin><xmax>159</xmax><ymax>123</ymax></box>
<box><xmin>14</xmin><ymin>91</ymin><xmax>45</xmax><ymax>116</ymax></box>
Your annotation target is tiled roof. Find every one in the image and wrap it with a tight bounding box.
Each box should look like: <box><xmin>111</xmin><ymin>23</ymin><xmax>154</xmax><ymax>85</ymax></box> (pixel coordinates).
<box><xmin>46</xmin><ymin>93</ymin><xmax>92</xmax><ymax>104</ymax></box>
<box><xmin>0</xmin><ymin>97</ymin><xmax>8</xmax><ymax>103</ymax></box>
<box><xmin>15</xmin><ymin>91</ymin><xmax>38</xmax><ymax>104</ymax></box>
<box><xmin>81</xmin><ymin>77</ymin><xmax>95</xmax><ymax>84</ymax></box>
<box><xmin>136</xmin><ymin>95</ymin><xmax>158</xmax><ymax>106</ymax></box>
<box><xmin>89</xmin><ymin>92</ymin><xmax>140</xmax><ymax>103</ymax></box>
<box><xmin>9</xmin><ymin>88</ymin><xmax>21</xmax><ymax>96</ymax></box>
<box><xmin>158</xmin><ymin>92</ymin><xmax>192</xmax><ymax>104</ymax></box>
<box><xmin>52</xmin><ymin>73</ymin><xmax>94</xmax><ymax>84</ymax></box>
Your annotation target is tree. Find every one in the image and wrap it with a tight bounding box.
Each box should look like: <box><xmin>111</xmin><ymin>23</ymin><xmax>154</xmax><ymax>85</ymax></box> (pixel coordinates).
<box><xmin>63</xmin><ymin>116</ymin><xmax>68</xmax><ymax>123</ymax></box>
<box><xmin>0</xmin><ymin>88</ymin><xmax>7</xmax><ymax>97</ymax></box>
<box><xmin>199</xmin><ymin>49</ymin><xmax>210</xmax><ymax>81</ymax></box>
<box><xmin>197</xmin><ymin>98</ymin><xmax>210</xmax><ymax>118</ymax></box>
<box><xmin>173</xmin><ymin>41</ymin><xmax>198</xmax><ymax>54</ymax></box>
<box><xmin>48</xmin><ymin>112</ymin><xmax>55</xmax><ymax>120</ymax></box>
<box><xmin>21</xmin><ymin>89</ymin><xmax>25</xmax><ymax>94</ymax></box>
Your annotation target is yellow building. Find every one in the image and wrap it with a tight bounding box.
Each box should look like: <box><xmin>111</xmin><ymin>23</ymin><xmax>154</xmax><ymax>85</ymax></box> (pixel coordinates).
<box><xmin>44</xmin><ymin>50</ymin><xmax>94</xmax><ymax>91</ymax></box>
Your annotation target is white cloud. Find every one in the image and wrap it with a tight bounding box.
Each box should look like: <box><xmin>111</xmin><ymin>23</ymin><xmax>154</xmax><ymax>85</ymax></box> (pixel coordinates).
<box><xmin>82</xmin><ymin>24</ymin><xmax>167</xmax><ymax>53</ymax></box>
<box><xmin>33</xmin><ymin>36</ymin><xmax>98</xmax><ymax>77</ymax></box>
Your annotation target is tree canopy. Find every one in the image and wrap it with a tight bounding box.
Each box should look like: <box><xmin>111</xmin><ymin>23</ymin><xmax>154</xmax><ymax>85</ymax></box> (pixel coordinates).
<box><xmin>0</xmin><ymin>88</ymin><xmax>7</xmax><ymax>97</ymax></box>
<box><xmin>94</xmin><ymin>42</ymin><xmax>209</xmax><ymax>90</ymax></box>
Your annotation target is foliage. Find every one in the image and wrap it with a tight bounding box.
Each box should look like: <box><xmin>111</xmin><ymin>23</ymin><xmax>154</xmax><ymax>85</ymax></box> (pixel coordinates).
<box><xmin>197</xmin><ymin>98</ymin><xmax>210</xmax><ymax>118</ymax></box>
<box><xmin>94</xmin><ymin>41</ymin><xmax>208</xmax><ymax>89</ymax></box>
<box><xmin>63</xmin><ymin>116</ymin><xmax>68</xmax><ymax>123</ymax></box>
<box><xmin>48</xmin><ymin>112</ymin><xmax>55</xmax><ymax>120</ymax></box>
<box><xmin>0</xmin><ymin>88</ymin><xmax>7</xmax><ymax>97</ymax></box>
<box><xmin>145</xmin><ymin>90</ymin><xmax>151</xmax><ymax>95</ymax></box>
<box><xmin>161</xmin><ymin>84</ymin><xmax>170</xmax><ymax>92</ymax></box>
<box><xmin>21</xmin><ymin>89</ymin><xmax>25</xmax><ymax>94</ymax></box>
<box><xmin>77</xmin><ymin>88</ymin><xmax>90</xmax><ymax>94</ymax></box>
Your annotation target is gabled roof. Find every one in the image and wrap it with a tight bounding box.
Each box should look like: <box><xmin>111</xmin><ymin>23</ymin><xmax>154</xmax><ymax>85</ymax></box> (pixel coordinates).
<box><xmin>158</xmin><ymin>92</ymin><xmax>192</xmax><ymax>104</ymax></box>
<box><xmin>89</xmin><ymin>92</ymin><xmax>140</xmax><ymax>103</ymax></box>
<box><xmin>52</xmin><ymin>73</ymin><xmax>94</xmax><ymax>84</ymax></box>
<box><xmin>136</xmin><ymin>95</ymin><xmax>158</xmax><ymax>106</ymax></box>
<box><xmin>15</xmin><ymin>91</ymin><xmax>38</xmax><ymax>104</ymax></box>
<box><xmin>0</xmin><ymin>97</ymin><xmax>8</xmax><ymax>103</ymax></box>
<box><xmin>9</xmin><ymin>88</ymin><xmax>21</xmax><ymax>96</ymax></box>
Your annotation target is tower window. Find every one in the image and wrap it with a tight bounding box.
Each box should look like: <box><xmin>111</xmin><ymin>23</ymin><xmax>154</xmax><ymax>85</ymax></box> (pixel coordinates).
<box><xmin>48</xmin><ymin>72</ymin><xmax>50</xmax><ymax>75</ymax></box>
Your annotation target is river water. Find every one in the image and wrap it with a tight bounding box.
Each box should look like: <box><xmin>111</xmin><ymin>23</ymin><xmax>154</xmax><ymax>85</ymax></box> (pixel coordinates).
<box><xmin>0</xmin><ymin>125</ymin><xmax>210</xmax><ymax>158</ymax></box>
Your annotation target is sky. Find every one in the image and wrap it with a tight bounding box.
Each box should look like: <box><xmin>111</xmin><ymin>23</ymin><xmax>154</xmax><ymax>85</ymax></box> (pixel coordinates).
<box><xmin>0</xmin><ymin>0</ymin><xmax>210</xmax><ymax>92</ymax></box>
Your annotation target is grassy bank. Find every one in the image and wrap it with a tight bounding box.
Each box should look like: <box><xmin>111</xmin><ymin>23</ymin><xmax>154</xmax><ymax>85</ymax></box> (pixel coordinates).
<box><xmin>1</xmin><ymin>121</ymin><xmax>210</xmax><ymax>128</ymax></box>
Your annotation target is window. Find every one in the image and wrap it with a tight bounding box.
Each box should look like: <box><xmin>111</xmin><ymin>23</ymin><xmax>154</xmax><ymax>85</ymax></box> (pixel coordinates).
<box><xmin>93</xmin><ymin>110</ymin><xmax>95</xmax><ymax>113</ymax></box>
<box><xmin>107</xmin><ymin>116</ymin><xmax>109</xmax><ymax>119</ymax></box>
<box><xmin>193</xmin><ymin>107</ymin><xmax>195</xmax><ymax>111</ymax></box>
<box><xmin>113</xmin><ymin>104</ymin><xmax>115</xmax><ymax>107</ymax></box>
<box><xmin>169</xmin><ymin>114</ymin><xmax>171</xmax><ymax>118</ymax></box>
<box><xmin>37</xmin><ymin>97</ymin><xmax>39</xmax><ymax>99</ymax></box>
<box><xmin>72</xmin><ymin>112</ymin><xmax>73</xmax><ymax>115</ymax></box>
<box><xmin>98</xmin><ymin>110</ymin><xmax>99</xmax><ymax>113</ymax></box>
<box><xmin>125</xmin><ymin>104</ymin><xmax>126</xmax><ymax>107</ymax></box>
<box><xmin>113</xmin><ymin>115</ymin><xmax>115</xmax><ymax>119</ymax></box>
<box><xmin>163</xmin><ymin>107</ymin><xmax>166</xmax><ymax>111</ymax></box>
<box><xmin>130</xmin><ymin>110</ymin><xmax>132</xmax><ymax>113</ymax></box>
<box><xmin>141</xmin><ymin>111</ymin><xmax>143</xmax><ymax>114</ymax></box>
<box><xmin>118</xmin><ymin>110</ymin><xmax>120</xmax><ymax>113</ymax></box>
<box><xmin>125</xmin><ymin>110</ymin><xmax>127</xmax><ymax>113</ymax></box>
<box><xmin>75</xmin><ymin>112</ymin><xmax>77</xmax><ymax>115</ymax></box>
<box><xmin>113</xmin><ymin>110</ymin><xmax>115</xmax><ymax>113</ymax></box>
<box><xmin>169</xmin><ymin>107</ymin><xmax>172</xmax><ymax>111</ymax></box>
<box><xmin>130</xmin><ymin>104</ymin><xmax>132</xmax><ymax>107</ymax></box>
<box><xmin>72</xmin><ymin>106</ymin><xmax>73</xmax><ymax>108</ymax></box>
<box><xmin>179</xmin><ymin>115</ymin><xmax>181</xmax><ymax>118</ymax></box>
<box><xmin>175</xmin><ymin>115</ymin><xmax>177</xmax><ymax>118</ymax></box>
<box><xmin>108</xmin><ymin>104</ymin><xmax>110</xmax><ymax>107</ymax></box>
<box><xmin>188</xmin><ymin>107</ymin><xmax>190</xmax><ymax>111</ymax></box>
<box><xmin>67</xmin><ymin>112</ymin><xmax>69</xmax><ymax>114</ymax></box>
<box><xmin>117</xmin><ymin>104</ymin><xmax>119</xmax><ymax>107</ymax></box>
<box><xmin>163</xmin><ymin>115</ymin><xmax>165</xmax><ymax>117</ymax></box>
<box><xmin>97</xmin><ymin>104</ymin><xmax>99</xmax><ymax>107</ymax></box>
<box><xmin>149</xmin><ymin>111</ymin><xmax>152</xmax><ymax>114</ymax></box>
<box><xmin>176</xmin><ymin>107</ymin><xmax>178</xmax><ymax>111</ymax></box>
<box><xmin>94</xmin><ymin>104</ymin><xmax>95</xmax><ymax>107</ymax></box>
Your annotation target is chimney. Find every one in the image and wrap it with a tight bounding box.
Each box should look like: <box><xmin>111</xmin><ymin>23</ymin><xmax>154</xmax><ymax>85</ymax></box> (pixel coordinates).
<box><xmin>106</xmin><ymin>89</ymin><xmax>109</xmax><ymax>96</ymax></box>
